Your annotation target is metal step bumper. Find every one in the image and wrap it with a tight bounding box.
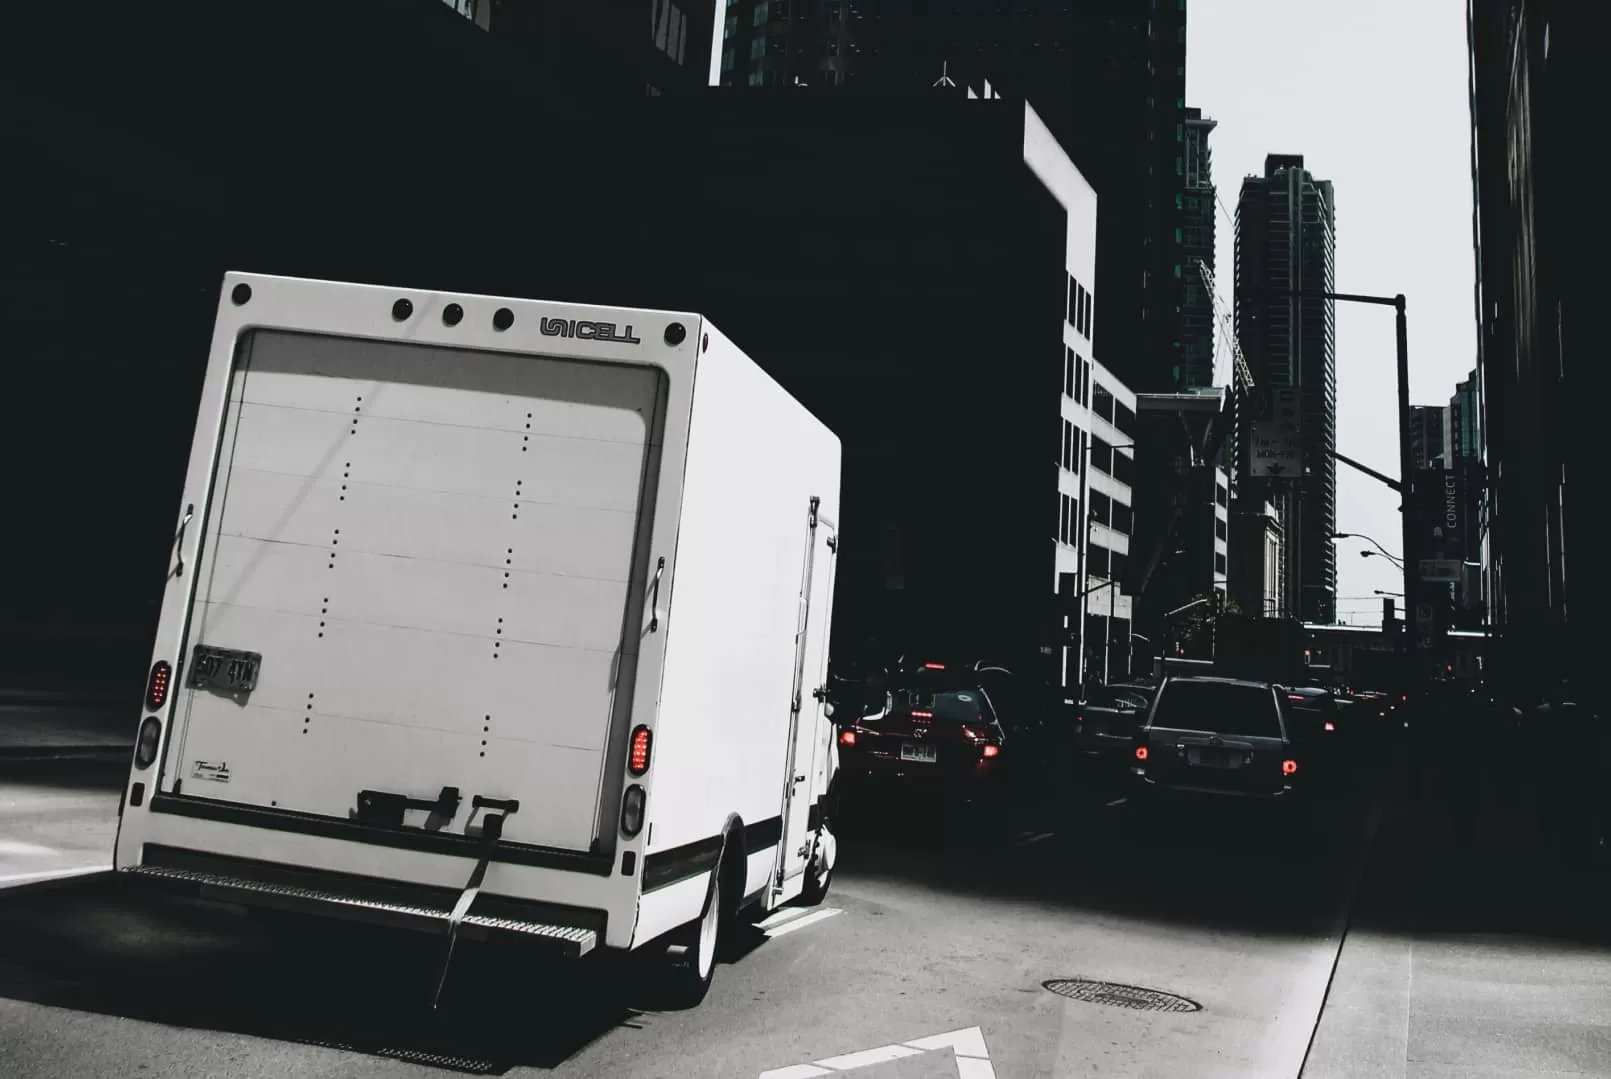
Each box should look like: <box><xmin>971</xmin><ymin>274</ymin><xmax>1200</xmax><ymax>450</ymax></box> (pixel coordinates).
<box><xmin>121</xmin><ymin>849</ymin><xmax>601</xmax><ymax>958</ymax></box>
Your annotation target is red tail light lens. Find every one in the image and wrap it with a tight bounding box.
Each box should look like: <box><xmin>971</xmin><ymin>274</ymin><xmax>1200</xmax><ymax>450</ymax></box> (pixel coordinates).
<box><xmin>1135</xmin><ymin>746</ymin><xmax>1149</xmax><ymax>761</ymax></box>
<box><xmin>839</xmin><ymin>729</ymin><xmax>857</xmax><ymax>746</ymax></box>
<box><xmin>1282</xmin><ymin>758</ymin><xmax>1298</xmax><ymax>776</ymax></box>
<box><xmin>1287</xmin><ymin>694</ymin><xmax>1304</xmax><ymax>701</ymax></box>
<box><xmin>923</xmin><ymin>662</ymin><xmax>945</xmax><ymax>670</ymax></box>
<box><xmin>981</xmin><ymin>744</ymin><xmax>1000</xmax><ymax>759</ymax></box>
<box><xmin>1323</xmin><ymin>721</ymin><xmax>1336</xmax><ymax>732</ymax></box>
<box><xmin>911</xmin><ymin>711</ymin><xmax>934</xmax><ymax>719</ymax></box>
<box><xmin>146</xmin><ymin>661</ymin><xmax>172</xmax><ymax>711</ymax></box>
<box><xmin>628</xmin><ymin>726</ymin><xmax>652</xmax><ymax>776</ymax></box>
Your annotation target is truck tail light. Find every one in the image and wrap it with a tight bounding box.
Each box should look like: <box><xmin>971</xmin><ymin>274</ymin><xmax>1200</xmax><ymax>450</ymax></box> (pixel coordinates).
<box><xmin>839</xmin><ymin>729</ymin><xmax>857</xmax><ymax>746</ymax></box>
<box><xmin>1282</xmin><ymin>758</ymin><xmax>1298</xmax><ymax>776</ymax></box>
<box><xmin>621</xmin><ymin>784</ymin><xmax>646</xmax><ymax>837</ymax></box>
<box><xmin>1135</xmin><ymin>746</ymin><xmax>1149</xmax><ymax>762</ymax></box>
<box><xmin>146</xmin><ymin>661</ymin><xmax>172</xmax><ymax>710</ymax></box>
<box><xmin>628</xmin><ymin>725</ymin><xmax>652</xmax><ymax>776</ymax></box>
<box><xmin>135</xmin><ymin>717</ymin><xmax>162</xmax><ymax>769</ymax></box>
<box><xmin>981</xmin><ymin>744</ymin><xmax>1000</xmax><ymax>759</ymax></box>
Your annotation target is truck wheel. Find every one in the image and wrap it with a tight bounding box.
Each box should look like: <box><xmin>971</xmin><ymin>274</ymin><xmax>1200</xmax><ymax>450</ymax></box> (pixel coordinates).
<box><xmin>662</xmin><ymin>849</ymin><xmax>729</xmax><ymax>1008</ymax></box>
<box><xmin>799</xmin><ymin>827</ymin><xmax>835</xmax><ymax>906</ymax></box>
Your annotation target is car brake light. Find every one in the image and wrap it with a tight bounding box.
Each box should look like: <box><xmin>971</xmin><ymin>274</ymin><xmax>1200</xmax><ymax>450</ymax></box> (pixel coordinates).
<box><xmin>923</xmin><ymin>662</ymin><xmax>945</xmax><ymax>670</ymax></box>
<box><xmin>146</xmin><ymin>661</ymin><xmax>172</xmax><ymax>711</ymax></box>
<box><xmin>1282</xmin><ymin>758</ymin><xmax>1298</xmax><ymax>776</ymax></box>
<box><xmin>1287</xmin><ymin>694</ymin><xmax>1305</xmax><ymax>702</ymax></box>
<box><xmin>839</xmin><ymin>729</ymin><xmax>857</xmax><ymax>746</ymax></box>
<box><xmin>1135</xmin><ymin>746</ymin><xmax>1149</xmax><ymax>761</ymax></box>
<box><xmin>628</xmin><ymin>725</ymin><xmax>652</xmax><ymax>776</ymax></box>
<box><xmin>911</xmin><ymin>710</ymin><xmax>934</xmax><ymax>719</ymax></box>
<box><xmin>981</xmin><ymin>744</ymin><xmax>1000</xmax><ymax>759</ymax></box>
<box><xmin>1323</xmin><ymin>721</ymin><xmax>1336</xmax><ymax>732</ymax></box>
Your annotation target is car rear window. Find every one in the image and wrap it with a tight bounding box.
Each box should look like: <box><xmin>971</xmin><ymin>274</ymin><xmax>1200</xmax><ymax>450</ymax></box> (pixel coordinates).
<box><xmin>889</xmin><ymin>688</ymin><xmax>990</xmax><ymax>724</ymax></box>
<box><xmin>1151</xmin><ymin>680</ymin><xmax>1281</xmax><ymax>737</ymax></box>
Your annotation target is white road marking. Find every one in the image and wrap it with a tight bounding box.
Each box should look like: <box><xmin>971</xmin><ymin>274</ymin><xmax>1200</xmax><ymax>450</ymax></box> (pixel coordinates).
<box><xmin>0</xmin><ymin>864</ymin><xmax>112</xmax><ymax>890</ymax></box>
<box><xmin>1106</xmin><ymin>797</ymin><xmax>1128</xmax><ymax>808</ymax></box>
<box><xmin>759</xmin><ymin>1025</ymin><xmax>996</xmax><ymax>1079</ymax></box>
<box><xmin>755</xmin><ymin>906</ymin><xmax>813</xmax><ymax>933</ymax></box>
<box><xmin>763</xmin><ymin>907</ymin><xmax>842</xmax><ymax>939</ymax></box>
<box><xmin>1010</xmin><ymin>831</ymin><xmax>1057</xmax><ymax>849</ymax></box>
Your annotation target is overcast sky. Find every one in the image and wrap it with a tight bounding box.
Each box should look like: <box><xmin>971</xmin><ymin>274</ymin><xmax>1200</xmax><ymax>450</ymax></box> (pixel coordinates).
<box><xmin>1190</xmin><ymin>0</ymin><xmax>1476</xmax><ymax>623</ymax></box>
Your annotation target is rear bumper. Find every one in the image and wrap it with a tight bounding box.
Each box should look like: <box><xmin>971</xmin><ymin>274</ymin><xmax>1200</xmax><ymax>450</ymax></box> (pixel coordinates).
<box><xmin>116</xmin><ymin>792</ymin><xmax>640</xmax><ymax>949</ymax></box>
<box><xmin>122</xmin><ymin>845</ymin><xmax>602</xmax><ymax>958</ymax></box>
<box><xmin>1130</xmin><ymin>770</ymin><xmax>1296</xmax><ymax>803</ymax></box>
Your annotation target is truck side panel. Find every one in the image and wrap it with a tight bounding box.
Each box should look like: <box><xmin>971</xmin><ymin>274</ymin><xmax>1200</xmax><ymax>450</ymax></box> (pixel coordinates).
<box><xmin>633</xmin><ymin>323</ymin><xmax>842</xmax><ymax>942</ymax></box>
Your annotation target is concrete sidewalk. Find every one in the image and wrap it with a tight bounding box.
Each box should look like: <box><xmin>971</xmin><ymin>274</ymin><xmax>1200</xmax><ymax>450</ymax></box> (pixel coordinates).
<box><xmin>1303</xmin><ymin>785</ymin><xmax>1611</xmax><ymax>1077</ymax></box>
<box><xmin>0</xmin><ymin>701</ymin><xmax>132</xmax><ymax>761</ymax></box>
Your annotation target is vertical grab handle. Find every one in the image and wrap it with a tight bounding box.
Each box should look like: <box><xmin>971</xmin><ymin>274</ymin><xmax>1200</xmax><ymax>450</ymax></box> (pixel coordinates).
<box><xmin>169</xmin><ymin>504</ymin><xmax>195</xmax><ymax>579</ymax></box>
<box><xmin>648</xmin><ymin>556</ymin><xmax>666</xmax><ymax>633</ymax></box>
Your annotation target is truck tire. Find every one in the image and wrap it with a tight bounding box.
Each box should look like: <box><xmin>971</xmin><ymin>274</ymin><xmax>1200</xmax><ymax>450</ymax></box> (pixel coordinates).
<box><xmin>799</xmin><ymin>826</ymin><xmax>835</xmax><ymax>906</ymax></box>
<box><xmin>662</xmin><ymin>844</ymin><xmax>731</xmax><ymax>1008</ymax></box>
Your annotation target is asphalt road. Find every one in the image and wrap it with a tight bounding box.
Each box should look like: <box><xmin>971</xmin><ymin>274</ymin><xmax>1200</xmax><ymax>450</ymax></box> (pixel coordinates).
<box><xmin>0</xmin><ymin>757</ymin><xmax>1390</xmax><ymax>1079</ymax></box>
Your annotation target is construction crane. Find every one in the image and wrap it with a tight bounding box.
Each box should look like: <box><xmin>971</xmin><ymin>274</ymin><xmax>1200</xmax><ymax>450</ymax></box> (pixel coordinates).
<box><xmin>1195</xmin><ymin>257</ymin><xmax>1254</xmax><ymax>395</ymax></box>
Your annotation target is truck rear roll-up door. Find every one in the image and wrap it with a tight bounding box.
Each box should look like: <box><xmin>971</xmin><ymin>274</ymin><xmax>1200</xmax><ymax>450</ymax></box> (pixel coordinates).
<box><xmin>168</xmin><ymin>330</ymin><xmax>665</xmax><ymax>855</ymax></box>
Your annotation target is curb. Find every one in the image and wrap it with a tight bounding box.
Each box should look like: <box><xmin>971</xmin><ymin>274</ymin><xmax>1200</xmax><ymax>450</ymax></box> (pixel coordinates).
<box><xmin>0</xmin><ymin>746</ymin><xmax>131</xmax><ymax>764</ymax></box>
<box><xmin>0</xmin><ymin>866</ymin><xmax>116</xmax><ymax>897</ymax></box>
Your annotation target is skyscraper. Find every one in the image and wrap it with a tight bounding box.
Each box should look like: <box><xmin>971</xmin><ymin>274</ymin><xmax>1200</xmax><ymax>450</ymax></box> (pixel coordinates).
<box><xmin>1410</xmin><ymin>405</ymin><xmax>1448</xmax><ymax>470</ymax></box>
<box><xmin>713</xmin><ymin>0</ymin><xmax>1189</xmax><ymax>396</ymax></box>
<box><xmin>1180</xmin><ymin>107</ymin><xmax>1218</xmax><ymax>392</ymax></box>
<box><xmin>1232</xmin><ymin>154</ymin><xmax>1337</xmax><ymax>624</ymax></box>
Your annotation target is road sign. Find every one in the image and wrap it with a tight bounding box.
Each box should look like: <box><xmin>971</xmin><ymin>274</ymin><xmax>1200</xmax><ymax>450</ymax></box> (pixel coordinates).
<box><xmin>1418</xmin><ymin>558</ymin><xmax>1461</xmax><ymax>583</ymax></box>
<box><xmin>759</xmin><ymin>1026</ymin><xmax>997</xmax><ymax>1079</ymax></box>
<box><xmin>1249</xmin><ymin>385</ymin><xmax>1301</xmax><ymax>479</ymax></box>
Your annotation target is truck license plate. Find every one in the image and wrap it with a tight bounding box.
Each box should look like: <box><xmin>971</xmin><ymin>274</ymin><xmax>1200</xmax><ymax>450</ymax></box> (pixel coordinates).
<box><xmin>900</xmin><ymin>742</ymin><xmax>937</xmax><ymax>764</ymax></box>
<box><xmin>186</xmin><ymin>645</ymin><xmax>263</xmax><ymax>694</ymax></box>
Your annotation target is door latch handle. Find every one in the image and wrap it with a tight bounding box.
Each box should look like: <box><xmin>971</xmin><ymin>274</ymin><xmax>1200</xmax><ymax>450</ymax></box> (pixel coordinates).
<box><xmin>170</xmin><ymin>503</ymin><xmax>195</xmax><ymax>579</ymax></box>
<box><xmin>794</xmin><ymin>774</ymin><xmax>806</xmax><ymax>784</ymax></box>
<box><xmin>648</xmin><ymin>556</ymin><xmax>665</xmax><ymax>633</ymax></box>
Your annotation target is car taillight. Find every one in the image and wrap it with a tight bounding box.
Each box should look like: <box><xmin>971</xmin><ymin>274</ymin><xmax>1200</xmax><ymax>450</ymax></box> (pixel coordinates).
<box><xmin>981</xmin><ymin>744</ymin><xmax>1000</xmax><ymax>759</ymax></box>
<box><xmin>839</xmin><ymin>729</ymin><xmax>857</xmax><ymax>746</ymax></box>
<box><xmin>1287</xmin><ymin>694</ymin><xmax>1304</xmax><ymax>702</ymax></box>
<box><xmin>911</xmin><ymin>711</ymin><xmax>934</xmax><ymax>719</ymax></box>
<box><xmin>922</xmin><ymin>663</ymin><xmax>945</xmax><ymax>670</ymax></box>
<box><xmin>628</xmin><ymin>725</ymin><xmax>652</xmax><ymax>776</ymax></box>
<box><xmin>135</xmin><ymin>717</ymin><xmax>162</xmax><ymax>769</ymax></box>
<box><xmin>620</xmin><ymin>784</ymin><xmax>646</xmax><ymax>837</ymax></box>
<box><xmin>1135</xmin><ymin>746</ymin><xmax>1149</xmax><ymax>761</ymax></box>
<box><xmin>1282</xmin><ymin>758</ymin><xmax>1298</xmax><ymax>776</ymax></box>
<box><xmin>145</xmin><ymin>661</ymin><xmax>172</xmax><ymax>711</ymax></box>
<box><xmin>1323</xmin><ymin>721</ymin><xmax>1336</xmax><ymax>732</ymax></box>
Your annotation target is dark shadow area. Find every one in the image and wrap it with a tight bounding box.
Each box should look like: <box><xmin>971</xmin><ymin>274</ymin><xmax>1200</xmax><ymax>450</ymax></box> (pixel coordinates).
<box><xmin>0</xmin><ymin>875</ymin><xmax>658</xmax><ymax>1073</ymax></box>
<box><xmin>0</xmin><ymin>757</ymin><xmax>130</xmax><ymax>792</ymax></box>
<box><xmin>834</xmin><ymin>746</ymin><xmax>1392</xmax><ymax>942</ymax></box>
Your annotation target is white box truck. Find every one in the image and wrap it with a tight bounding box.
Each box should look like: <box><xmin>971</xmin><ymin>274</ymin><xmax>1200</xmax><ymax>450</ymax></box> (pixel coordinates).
<box><xmin>115</xmin><ymin>272</ymin><xmax>844</xmax><ymax>1006</ymax></box>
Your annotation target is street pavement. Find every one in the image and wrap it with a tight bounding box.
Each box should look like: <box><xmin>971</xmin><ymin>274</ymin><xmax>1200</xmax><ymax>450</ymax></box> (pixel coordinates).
<box><xmin>0</xmin><ymin>755</ymin><xmax>1397</xmax><ymax>1079</ymax></box>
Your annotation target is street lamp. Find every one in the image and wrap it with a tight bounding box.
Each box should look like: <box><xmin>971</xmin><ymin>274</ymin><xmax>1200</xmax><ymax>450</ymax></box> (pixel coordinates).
<box><xmin>1361</xmin><ymin>549</ymin><xmax>1404</xmax><ymax>570</ymax></box>
<box><xmin>1374</xmin><ymin>588</ymin><xmax>1404</xmax><ymax>598</ymax></box>
<box><xmin>1076</xmin><ymin>439</ymin><xmax>1135</xmax><ymax>689</ymax></box>
<box><xmin>1333</xmin><ymin>531</ymin><xmax>1401</xmax><ymax>564</ymax></box>
<box><xmin>1247</xmin><ymin>286</ymin><xmax>1416</xmax><ymax>666</ymax></box>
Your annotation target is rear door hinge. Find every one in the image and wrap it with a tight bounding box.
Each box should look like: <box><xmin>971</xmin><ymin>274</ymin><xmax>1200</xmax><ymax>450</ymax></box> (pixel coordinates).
<box><xmin>808</xmin><ymin>495</ymin><xmax>820</xmax><ymax>529</ymax></box>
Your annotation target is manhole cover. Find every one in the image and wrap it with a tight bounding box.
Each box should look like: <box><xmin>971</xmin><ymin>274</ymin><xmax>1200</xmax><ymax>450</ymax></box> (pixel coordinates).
<box><xmin>298</xmin><ymin>1038</ymin><xmax>509</xmax><ymax>1075</ymax></box>
<box><xmin>1042</xmin><ymin>978</ymin><xmax>1201</xmax><ymax>1014</ymax></box>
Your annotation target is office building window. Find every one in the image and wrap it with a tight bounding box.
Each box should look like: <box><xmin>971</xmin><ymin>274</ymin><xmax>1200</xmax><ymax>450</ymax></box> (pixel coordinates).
<box><xmin>1061</xmin><ymin>419</ymin><xmax>1073</xmax><ymax>471</ymax></box>
<box><xmin>1113</xmin><ymin>449</ymin><xmax>1134</xmax><ymax>486</ymax></box>
<box><xmin>1090</xmin><ymin>435</ymin><xmax>1114</xmax><ymax>476</ymax></box>
<box><xmin>1111</xmin><ymin>502</ymin><xmax>1133</xmax><ymax>535</ymax></box>
<box><xmin>1064</xmin><ymin>347</ymin><xmax>1076</xmax><ymax>398</ymax></box>
<box><xmin>1216</xmin><ymin>517</ymin><xmax>1228</xmax><ymax>541</ymax></box>
<box><xmin>1088</xmin><ymin>543</ymin><xmax>1110</xmax><ymax>579</ymax></box>
<box><xmin>1090</xmin><ymin>489</ymin><xmax>1111</xmax><ymax>527</ymax></box>
<box><xmin>1093</xmin><ymin>384</ymin><xmax>1115</xmax><ymax>424</ymax></box>
<box><xmin>1067</xmin><ymin>275</ymin><xmax>1077</xmax><ymax>328</ymax></box>
<box><xmin>1111</xmin><ymin>550</ymin><xmax>1127</xmax><ymax>583</ymax></box>
<box><xmin>1216</xmin><ymin>482</ymin><xmax>1229</xmax><ymax>507</ymax></box>
<box><xmin>750</xmin><ymin>37</ymin><xmax>765</xmax><ymax>58</ymax></box>
<box><xmin>1215</xmin><ymin>551</ymin><xmax>1228</xmax><ymax>574</ymax></box>
<box><xmin>753</xmin><ymin>3</ymin><xmax>768</xmax><ymax>26</ymax></box>
<box><xmin>1114</xmin><ymin>403</ymin><xmax>1136</xmax><ymax>437</ymax></box>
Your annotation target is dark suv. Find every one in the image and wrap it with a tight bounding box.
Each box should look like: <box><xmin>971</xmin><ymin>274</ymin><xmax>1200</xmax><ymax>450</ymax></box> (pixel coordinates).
<box><xmin>1129</xmin><ymin>675</ymin><xmax>1302</xmax><ymax>807</ymax></box>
